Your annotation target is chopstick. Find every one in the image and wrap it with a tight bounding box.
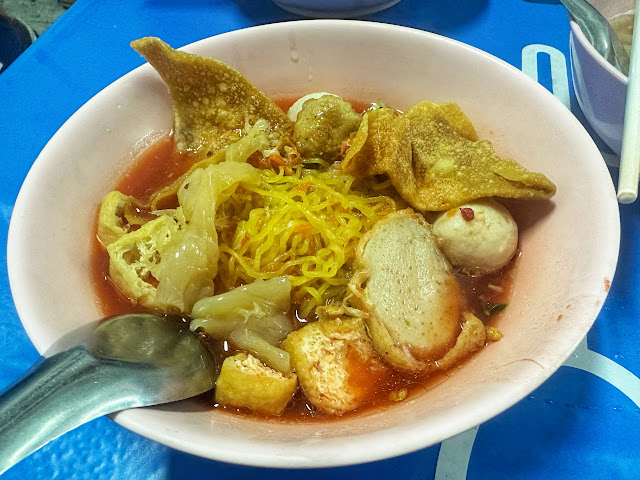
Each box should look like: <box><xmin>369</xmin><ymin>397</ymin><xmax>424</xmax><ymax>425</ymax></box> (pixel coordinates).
<box><xmin>616</xmin><ymin>0</ymin><xmax>640</xmax><ymax>203</ymax></box>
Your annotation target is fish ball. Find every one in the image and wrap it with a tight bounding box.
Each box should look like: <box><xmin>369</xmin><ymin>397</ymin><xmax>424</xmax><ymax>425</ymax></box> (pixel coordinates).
<box><xmin>432</xmin><ymin>198</ymin><xmax>518</xmax><ymax>275</ymax></box>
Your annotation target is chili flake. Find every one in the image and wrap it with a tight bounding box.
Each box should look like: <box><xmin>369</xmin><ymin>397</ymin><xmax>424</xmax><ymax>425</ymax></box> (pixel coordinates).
<box><xmin>460</xmin><ymin>207</ymin><xmax>474</xmax><ymax>221</ymax></box>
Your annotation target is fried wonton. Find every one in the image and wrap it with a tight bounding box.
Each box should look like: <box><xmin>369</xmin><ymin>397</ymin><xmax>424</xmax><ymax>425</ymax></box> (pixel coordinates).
<box><xmin>131</xmin><ymin>37</ymin><xmax>292</xmax><ymax>159</ymax></box>
<box><xmin>341</xmin><ymin>101</ymin><xmax>556</xmax><ymax>211</ymax></box>
<box><xmin>341</xmin><ymin>107</ymin><xmax>397</xmax><ymax>177</ymax></box>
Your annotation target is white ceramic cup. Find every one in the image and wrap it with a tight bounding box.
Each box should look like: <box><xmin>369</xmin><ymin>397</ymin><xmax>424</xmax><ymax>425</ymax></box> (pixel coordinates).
<box><xmin>569</xmin><ymin>0</ymin><xmax>634</xmax><ymax>156</ymax></box>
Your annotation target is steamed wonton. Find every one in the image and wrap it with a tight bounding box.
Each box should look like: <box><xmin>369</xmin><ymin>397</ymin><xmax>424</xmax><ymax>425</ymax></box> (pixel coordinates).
<box><xmin>341</xmin><ymin>101</ymin><xmax>556</xmax><ymax>211</ymax></box>
<box><xmin>103</xmin><ymin>160</ymin><xmax>260</xmax><ymax>313</ymax></box>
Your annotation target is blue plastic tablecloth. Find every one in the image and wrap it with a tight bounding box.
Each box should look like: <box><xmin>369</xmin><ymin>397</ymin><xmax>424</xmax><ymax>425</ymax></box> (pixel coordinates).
<box><xmin>1</xmin><ymin>0</ymin><xmax>639</xmax><ymax>478</ymax></box>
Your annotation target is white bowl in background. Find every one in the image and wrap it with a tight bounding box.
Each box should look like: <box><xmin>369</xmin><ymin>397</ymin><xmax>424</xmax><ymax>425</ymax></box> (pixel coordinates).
<box><xmin>272</xmin><ymin>0</ymin><xmax>402</xmax><ymax>17</ymax></box>
<box><xmin>569</xmin><ymin>0</ymin><xmax>633</xmax><ymax>156</ymax></box>
<box><xmin>7</xmin><ymin>20</ymin><xmax>620</xmax><ymax>468</ymax></box>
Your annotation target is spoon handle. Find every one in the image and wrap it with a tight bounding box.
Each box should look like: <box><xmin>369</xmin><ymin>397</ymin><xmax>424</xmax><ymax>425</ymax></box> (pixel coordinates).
<box><xmin>0</xmin><ymin>346</ymin><xmax>145</xmax><ymax>474</ymax></box>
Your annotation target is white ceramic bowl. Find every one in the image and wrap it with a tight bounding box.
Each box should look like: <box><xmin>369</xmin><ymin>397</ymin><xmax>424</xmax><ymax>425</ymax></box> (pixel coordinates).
<box><xmin>8</xmin><ymin>20</ymin><xmax>620</xmax><ymax>468</ymax></box>
<box><xmin>569</xmin><ymin>0</ymin><xmax>633</xmax><ymax>156</ymax></box>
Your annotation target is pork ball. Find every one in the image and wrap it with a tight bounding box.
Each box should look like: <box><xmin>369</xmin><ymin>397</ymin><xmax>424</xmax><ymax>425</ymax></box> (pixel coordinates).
<box><xmin>431</xmin><ymin>198</ymin><xmax>518</xmax><ymax>275</ymax></box>
<box><xmin>287</xmin><ymin>92</ymin><xmax>339</xmax><ymax>122</ymax></box>
<box><xmin>292</xmin><ymin>94</ymin><xmax>361</xmax><ymax>162</ymax></box>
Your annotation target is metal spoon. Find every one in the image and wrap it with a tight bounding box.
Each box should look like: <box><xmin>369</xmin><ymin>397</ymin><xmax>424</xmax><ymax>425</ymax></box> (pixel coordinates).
<box><xmin>560</xmin><ymin>0</ymin><xmax>630</xmax><ymax>75</ymax></box>
<box><xmin>0</xmin><ymin>313</ymin><xmax>217</xmax><ymax>474</ymax></box>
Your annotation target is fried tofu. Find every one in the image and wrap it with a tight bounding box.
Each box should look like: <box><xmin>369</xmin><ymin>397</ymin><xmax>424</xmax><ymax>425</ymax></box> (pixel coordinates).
<box><xmin>97</xmin><ymin>191</ymin><xmax>138</xmax><ymax>246</ymax></box>
<box><xmin>282</xmin><ymin>317</ymin><xmax>387</xmax><ymax>416</ymax></box>
<box><xmin>215</xmin><ymin>352</ymin><xmax>297</xmax><ymax>416</ymax></box>
<box><xmin>106</xmin><ymin>215</ymin><xmax>179</xmax><ymax>309</ymax></box>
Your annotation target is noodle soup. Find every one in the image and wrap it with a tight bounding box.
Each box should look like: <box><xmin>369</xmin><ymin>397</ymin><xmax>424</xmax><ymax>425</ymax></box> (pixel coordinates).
<box><xmin>91</xmin><ymin>37</ymin><xmax>556</xmax><ymax>419</ymax></box>
<box><xmin>610</xmin><ymin>9</ymin><xmax>635</xmax><ymax>56</ymax></box>
<box><xmin>92</xmin><ymin>114</ymin><xmax>518</xmax><ymax>419</ymax></box>
<box><xmin>9</xmin><ymin>21</ymin><xmax>618</xmax><ymax>466</ymax></box>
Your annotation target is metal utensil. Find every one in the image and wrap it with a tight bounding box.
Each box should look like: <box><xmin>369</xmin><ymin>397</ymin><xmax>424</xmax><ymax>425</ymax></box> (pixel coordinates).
<box><xmin>0</xmin><ymin>313</ymin><xmax>217</xmax><ymax>474</ymax></box>
<box><xmin>560</xmin><ymin>0</ymin><xmax>630</xmax><ymax>75</ymax></box>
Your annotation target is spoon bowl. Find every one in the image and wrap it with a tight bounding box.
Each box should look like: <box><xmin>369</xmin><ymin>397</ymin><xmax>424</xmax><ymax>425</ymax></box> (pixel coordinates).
<box><xmin>561</xmin><ymin>0</ymin><xmax>630</xmax><ymax>75</ymax></box>
<box><xmin>0</xmin><ymin>313</ymin><xmax>217</xmax><ymax>474</ymax></box>
<box><xmin>91</xmin><ymin>313</ymin><xmax>217</xmax><ymax>401</ymax></box>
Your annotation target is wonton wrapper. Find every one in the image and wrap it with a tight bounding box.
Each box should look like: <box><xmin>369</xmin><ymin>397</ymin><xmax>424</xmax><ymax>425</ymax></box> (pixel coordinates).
<box><xmin>435</xmin><ymin>313</ymin><xmax>487</xmax><ymax>370</ymax></box>
<box><xmin>341</xmin><ymin>107</ymin><xmax>397</xmax><ymax>177</ymax></box>
<box><xmin>131</xmin><ymin>37</ymin><xmax>292</xmax><ymax>159</ymax></box>
<box><xmin>342</xmin><ymin>101</ymin><xmax>556</xmax><ymax>211</ymax></box>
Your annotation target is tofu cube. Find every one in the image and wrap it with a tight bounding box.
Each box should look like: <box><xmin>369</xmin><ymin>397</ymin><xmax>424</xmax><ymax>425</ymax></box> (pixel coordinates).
<box><xmin>215</xmin><ymin>353</ymin><xmax>297</xmax><ymax>416</ymax></box>
<box><xmin>282</xmin><ymin>317</ymin><xmax>386</xmax><ymax>415</ymax></box>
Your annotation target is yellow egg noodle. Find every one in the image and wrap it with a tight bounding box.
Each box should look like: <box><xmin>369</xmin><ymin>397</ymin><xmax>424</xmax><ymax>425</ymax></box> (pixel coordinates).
<box><xmin>216</xmin><ymin>166</ymin><xmax>397</xmax><ymax>318</ymax></box>
<box><xmin>99</xmin><ymin>118</ymin><xmax>397</xmax><ymax>318</ymax></box>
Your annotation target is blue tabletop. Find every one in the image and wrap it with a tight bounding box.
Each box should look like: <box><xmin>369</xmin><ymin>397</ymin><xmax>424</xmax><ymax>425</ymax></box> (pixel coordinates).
<box><xmin>1</xmin><ymin>0</ymin><xmax>639</xmax><ymax>478</ymax></box>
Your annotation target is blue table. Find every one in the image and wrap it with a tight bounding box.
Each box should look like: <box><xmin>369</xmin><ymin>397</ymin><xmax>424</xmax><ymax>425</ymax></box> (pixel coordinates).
<box><xmin>1</xmin><ymin>0</ymin><xmax>639</xmax><ymax>478</ymax></box>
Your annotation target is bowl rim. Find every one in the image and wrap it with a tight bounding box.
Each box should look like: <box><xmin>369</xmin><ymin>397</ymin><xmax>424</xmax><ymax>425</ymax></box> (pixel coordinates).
<box><xmin>569</xmin><ymin>16</ymin><xmax>628</xmax><ymax>85</ymax></box>
<box><xmin>7</xmin><ymin>19</ymin><xmax>620</xmax><ymax>468</ymax></box>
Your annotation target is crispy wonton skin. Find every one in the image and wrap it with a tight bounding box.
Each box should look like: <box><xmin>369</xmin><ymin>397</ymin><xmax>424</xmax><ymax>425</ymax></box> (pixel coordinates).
<box><xmin>341</xmin><ymin>107</ymin><xmax>397</xmax><ymax>177</ymax></box>
<box><xmin>131</xmin><ymin>37</ymin><xmax>292</xmax><ymax>159</ymax></box>
<box><xmin>341</xmin><ymin>101</ymin><xmax>556</xmax><ymax>211</ymax></box>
